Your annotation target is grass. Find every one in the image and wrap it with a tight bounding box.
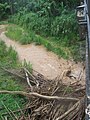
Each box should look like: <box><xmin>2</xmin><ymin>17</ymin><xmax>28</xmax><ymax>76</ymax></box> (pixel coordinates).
<box><xmin>0</xmin><ymin>20</ymin><xmax>8</xmax><ymax>25</ymax></box>
<box><xmin>5</xmin><ymin>24</ymin><xmax>85</xmax><ymax>61</ymax></box>
<box><xmin>0</xmin><ymin>41</ymin><xmax>28</xmax><ymax>118</ymax></box>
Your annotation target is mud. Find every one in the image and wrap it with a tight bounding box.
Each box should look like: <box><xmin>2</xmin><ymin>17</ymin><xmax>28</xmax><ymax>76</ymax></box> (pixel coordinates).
<box><xmin>0</xmin><ymin>25</ymin><xmax>85</xmax><ymax>84</ymax></box>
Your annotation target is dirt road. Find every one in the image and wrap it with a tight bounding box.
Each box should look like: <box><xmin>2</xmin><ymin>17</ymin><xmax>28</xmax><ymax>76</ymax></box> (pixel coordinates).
<box><xmin>0</xmin><ymin>25</ymin><xmax>85</xmax><ymax>84</ymax></box>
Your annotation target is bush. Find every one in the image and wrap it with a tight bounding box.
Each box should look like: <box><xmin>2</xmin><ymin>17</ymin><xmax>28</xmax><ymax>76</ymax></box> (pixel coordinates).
<box><xmin>0</xmin><ymin>3</ymin><xmax>10</xmax><ymax>20</ymax></box>
<box><xmin>9</xmin><ymin>10</ymin><xmax>78</xmax><ymax>38</ymax></box>
<box><xmin>51</xmin><ymin>12</ymin><xmax>78</xmax><ymax>37</ymax></box>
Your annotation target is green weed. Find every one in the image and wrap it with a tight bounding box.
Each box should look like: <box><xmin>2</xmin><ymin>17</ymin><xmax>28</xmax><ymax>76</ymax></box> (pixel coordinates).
<box><xmin>6</xmin><ymin>25</ymin><xmax>23</xmax><ymax>41</ymax></box>
<box><xmin>0</xmin><ymin>41</ymin><xmax>27</xmax><ymax>117</ymax></box>
<box><xmin>0</xmin><ymin>21</ymin><xmax>8</xmax><ymax>25</ymax></box>
<box><xmin>6</xmin><ymin>25</ymin><xmax>84</xmax><ymax>61</ymax></box>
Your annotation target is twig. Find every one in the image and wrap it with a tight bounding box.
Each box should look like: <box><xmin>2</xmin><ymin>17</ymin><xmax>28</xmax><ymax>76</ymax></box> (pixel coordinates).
<box><xmin>24</xmin><ymin>68</ymin><xmax>36</xmax><ymax>80</ymax></box>
<box><xmin>60</xmin><ymin>71</ymin><xmax>66</xmax><ymax>80</ymax></box>
<box><xmin>78</xmin><ymin>70</ymin><xmax>83</xmax><ymax>81</ymax></box>
<box><xmin>55</xmin><ymin>98</ymin><xmax>84</xmax><ymax>120</ymax></box>
<box><xmin>51</xmin><ymin>87</ymin><xmax>59</xmax><ymax>96</ymax></box>
<box><xmin>23</xmin><ymin>68</ymin><xmax>39</xmax><ymax>87</ymax></box>
<box><xmin>70</xmin><ymin>81</ymin><xmax>80</xmax><ymax>86</ymax></box>
<box><xmin>51</xmin><ymin>81</ymin><xmax>59</xmax><ymax>95</ymax></box>
<box><xmin>4</xmin><ymin>116</ymin><xmax>8</xmax><ymax>120</ymax></box>
<box><xmin>74</xmin><ymin>86</ymin><xmax>85</xmax><ymax>93</ymax></box>
<box><xmin>2</xmin><ymin>67</ymin><xmax>36</xmax><ymax>85</ymax></box>
<box><xmin>0</xmin><ymin>90</ymin><xmax>79</xmax><ymax>101</ymax></box>
<box><xmin>24</xmin><ymin>68</ymin><xmax>33</xmax><ymax>91</ymax></box>
<box><xmin>1</xmin><ymin>67</ymin><xmax>25</xmax><ymax>80</ymax></box>
<box><xmin>33</xmin><ymin>69</ymin><xmax>48</xmax><ymax>80</ymax></box>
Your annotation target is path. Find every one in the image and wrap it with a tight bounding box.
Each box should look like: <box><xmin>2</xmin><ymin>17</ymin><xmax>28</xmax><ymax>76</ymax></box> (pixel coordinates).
<box><xmin>0</xmin><ymin>25</ymin><xmax>85</xmax><ymax>84</ymax></box>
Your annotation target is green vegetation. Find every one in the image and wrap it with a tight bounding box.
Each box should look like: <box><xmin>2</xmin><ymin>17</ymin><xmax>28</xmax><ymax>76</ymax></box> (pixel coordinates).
<box><xmin>0</xmin><ymin>21</ymin><xmax>8</xmax><ymax>25</ymax></box>
<box><xmin>6</xmin><ymin>24</ymin><xmax>83</xmax><ymax>60</ymax></box>
<box><xmin>0</xmin><ymin>2</ymin><xmax>10</xmax><ymax>20</ymax></box>
<box><xmin>0</xmin><ymin>40</ymin><xmax>18</xmax><ymax>67</ymax></box>
<box><xmin>0</xmin><ymin>41</ymin><xmax>27</xmax><ymax>117</ymax></box>
<box><xmin>0</xmin><ymin>0</ymin><xmax>85</xmax><ymax>118</ymax></box>
<box><xmin>10</xmin><ymin>11</ymin><xmax>78</xmax><ymax>38</ymax></box>
<box><xmin>1</xmin><ymin>0</ymin><xmax>85</xmax><ymax>61</ymax></box>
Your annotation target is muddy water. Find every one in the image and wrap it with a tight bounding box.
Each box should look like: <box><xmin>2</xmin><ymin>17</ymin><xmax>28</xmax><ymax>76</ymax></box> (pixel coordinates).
<box><xmin>0</xmin><ymin>29</ymin><xmax>85</xmax><ymax>84</ymax></box>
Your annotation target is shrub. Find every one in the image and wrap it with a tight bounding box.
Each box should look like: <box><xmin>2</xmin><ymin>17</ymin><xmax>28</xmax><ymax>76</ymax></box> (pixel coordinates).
<box><xmin>0</xmin><ymin>3</ymin><xmax>10</xmax><ymax>20</ymax></box>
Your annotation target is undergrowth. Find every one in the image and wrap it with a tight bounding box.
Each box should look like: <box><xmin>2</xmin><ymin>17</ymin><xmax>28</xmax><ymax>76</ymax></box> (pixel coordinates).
<box><xmin>6</xmin><ymin>24</ymin><xmax>85</xmax><ymax>60</ymax></box>
<box><xmin>0</xmin><ymin>41</ymin><xmax>28</xmax><ymax>118</ymax></box>
<box><xmin>6</xmin><ymin>0</ymin><xmax>85</xmax><ymax>62</ymax></box>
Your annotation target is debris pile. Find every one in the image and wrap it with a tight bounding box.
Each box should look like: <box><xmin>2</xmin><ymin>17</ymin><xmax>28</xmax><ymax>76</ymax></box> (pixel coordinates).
<box><xmin>1</xmin><ymin>67</ymin><xmax>85</xmax><ymax>120</ymax></box>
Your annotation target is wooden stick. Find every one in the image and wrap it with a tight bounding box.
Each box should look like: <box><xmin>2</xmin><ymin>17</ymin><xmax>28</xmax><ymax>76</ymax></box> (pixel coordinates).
<box><xmin>1</xmin><ymin>67</ymin><xmax>25</xmax><ymax>80</ymax></box>
<box><xmin>55</xmin><ymin>98</ymin><xmax>84</xmax><ymax>120</ymax></box>
<box><xmin>0</xmin><ymin>90</ymin><xmax>79</xmax><ymax>101</ymax></box>
<box><xmin>23</xmin><ymin>68</ymin><xmax>39</xmax><ymax>87</ymax></box>
<box><xmin>24</xmin><ymin>68</ymin><xmax>33</xmax><ymax>91</ymax></box>
<box><xmin>74</xmin><ymin>86</ymin><xmax>85</xmax><ymax>93</ymax></box>
<box><xmin>2</xmin><ymin>67</ymin><xmax>36</xmax><ymax>85</ymax></box>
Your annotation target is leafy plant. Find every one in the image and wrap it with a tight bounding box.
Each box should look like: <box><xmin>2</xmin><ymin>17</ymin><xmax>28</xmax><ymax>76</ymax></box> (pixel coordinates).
<box><xmin>0</xmin><ymin>41</ymin><xmax>27</xmax><ymax>116</ymax></box>
<box><xmin>0</xmin><ymin>2</ymin><xmax>10</xmax><ymax>20</ymax></box>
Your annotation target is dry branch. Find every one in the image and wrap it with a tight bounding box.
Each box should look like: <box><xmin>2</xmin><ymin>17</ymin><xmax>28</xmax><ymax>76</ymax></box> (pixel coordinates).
<box><xmin>24</xmin><ymin>68</ymin><xmax>33</xmax><ymax>91</ymax></box>
<box><xmin>74</xmin><ymin>86</ymin><xmax>85</xmax><ymax>92</ymax></box>
<box><xmin>56</xmin><ymin>98</ymin><xmax>84</xmax><ymax>120</ymax></box>
<box><xmin>1</xmin><ymin>67</ymin><xmax>25</xmax><ymax>80</ymax></box>
<box><xmin>0</xmin><ymin>90</ymin><xmax>79</xmax><ymax>101</ymax></box>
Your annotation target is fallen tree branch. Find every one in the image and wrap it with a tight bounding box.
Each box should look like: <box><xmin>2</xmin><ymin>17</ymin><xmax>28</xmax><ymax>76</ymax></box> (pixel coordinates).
<box><xmin>24</xmin><ymin>68</ymin><xmax>33</xmax><ymax>91</ymax></box>
<box><xmin>1</xmin><ymin>67</ymin><xmax>25</xmax><ymax>80</ymax></box>
<box><xmin>74</xmin><ymin>86</ymin><xmax>85</xmax><ymax>93</ymax></box>
<box><xmin>23</xmin><ymin>68</ymin><xmax>39</xmax><ymax>87</ymax></box>
<box><xmin>1</xmin><ymin>67</ymin><xmax>36</xmax><ymax>85</ymax></box>
<box><xmin>0</xmin><ymin>90</ymin><xmax>79</xmax><ymax>101</ymax></box>
<box><xmin>56</xmin><ymin>98</ymin><xmax>84</xmax><ymax>120</ymax></box>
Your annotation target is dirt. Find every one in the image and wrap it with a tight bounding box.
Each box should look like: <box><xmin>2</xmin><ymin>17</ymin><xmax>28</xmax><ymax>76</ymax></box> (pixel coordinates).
<box><xmin>0</xmin><ymin>25</ymin><xmax>85</xmax><ymax>85</ymax></box>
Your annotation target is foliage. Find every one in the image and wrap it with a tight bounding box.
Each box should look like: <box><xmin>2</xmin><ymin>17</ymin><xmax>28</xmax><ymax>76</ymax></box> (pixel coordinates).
<box><xmin>4</xmin><ymin>0</ymin><xmax>84</xmax><ymax>61</ymax></box>
<box><xmin>9</xmin><ymin>10</ymin><xmax>78</xmax><ymax>38</ymax></box>
<box><xmin>6</xmin><ymin>25</ymin><xmax>79</xmax><ymax>59</ymax></box>
<box><xmin>6</xmin><ymin>25</ymin><xmax>33</xmax><ymax>44</ymax></box>
<box><xmin>1</xmin><ymin>0</ymin><xmax>80</xmax><ymax>16</ymax></box>
<box><xmin>0</xmin><ymin>41</ymin><xmax>27</xmax><ymax>116</ymax></box>
<box><xmin>8</xmin><ymin>0</ymin><xmax>79</xmax><ymax>45</ymax></box>
<box><xmin>0</xmin><ymin>41</ymin><xmax>18</xmax><ymax>66</ymax></box>
<box><xmin>0</xmin><ymin>2</ymin><xmax>10</xmax><ymax>20</ymax></box>
<box><xmin>51</xmin><ymin>12</ymin><xmax>78</xmax><ymax>37</ymax></box>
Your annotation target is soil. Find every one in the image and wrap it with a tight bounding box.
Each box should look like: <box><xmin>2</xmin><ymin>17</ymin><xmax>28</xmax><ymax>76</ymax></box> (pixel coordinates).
<box><xmin>0</xmin><ymin>25</ymin><xmax>85</xmax><ymax>85</ymax></box>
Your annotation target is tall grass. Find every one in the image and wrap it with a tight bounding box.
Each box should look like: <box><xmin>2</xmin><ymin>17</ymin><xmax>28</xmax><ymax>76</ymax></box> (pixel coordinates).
<box><xmin>6</xmin><ymin>25</ymin><xmax>71</xmax><ymax>59</ymax></box>
<box><xmin>0</xmin><ymin>41</ymin><xmax>28</xmax><ymax>116</ymax></box>
<box><xmin>6</xmin><ymin>24</ymin><xmax>84</xmax><ymax>60</ymax></box>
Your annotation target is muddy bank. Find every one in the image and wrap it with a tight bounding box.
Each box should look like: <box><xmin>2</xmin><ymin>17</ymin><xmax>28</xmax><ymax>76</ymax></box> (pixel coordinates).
<box><xmin>0</xmin><ymin>26</ymin><xmax>85</xmax><ymax>84</ymax></box>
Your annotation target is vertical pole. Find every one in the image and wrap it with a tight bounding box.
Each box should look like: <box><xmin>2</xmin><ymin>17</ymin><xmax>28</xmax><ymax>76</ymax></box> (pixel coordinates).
<box><xmin>86</xmin><ymin>0</ymin><xmax>90</xmax><ymax>119</ymax></box>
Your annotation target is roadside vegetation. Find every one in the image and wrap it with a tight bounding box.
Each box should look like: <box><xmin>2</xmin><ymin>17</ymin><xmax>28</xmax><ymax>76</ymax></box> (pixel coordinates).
<box><xmin>6</xmin><ymin>25</ymin><xmax>71</xmax><ymax>59</ymax></box>
<box><xmin>0</xmin><ymin>0</ymin><xmax>85</xmax><ymax>61</ymax></box>
<box><xmin>0</xmin><ymin>41</ymin><xmax>28</xmax><ymax>117</ymax></box>
<box><xmin>6</xmin><ymin>23</ymin><xmax>85</xmax><ymax>61</ymax></box>
<box><xmin>0</xmin><ymin>0</ymin><xmax>86</xmax><ymax>119</ymax></box>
